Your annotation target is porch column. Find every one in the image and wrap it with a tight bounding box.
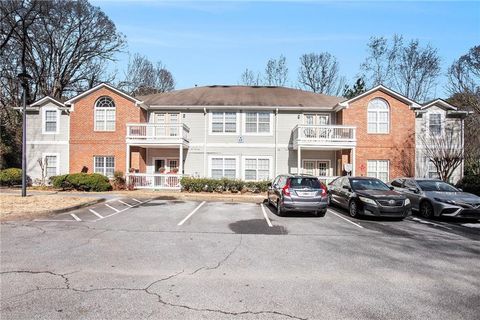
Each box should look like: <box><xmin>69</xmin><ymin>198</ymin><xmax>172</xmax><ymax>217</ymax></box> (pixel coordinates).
<box><xmin>179</xmin><ymin>144</ymin><xmax>184</xmax><ymax>175</ymax></box>
<box><xmin>352</xmin><ymin>147</ymin><xmax>356</xmax><ymax>176</ymax></box>
<box><xmin>297</xmin><ymin>146</ymin><xmax>301</xmax><ymax>174</ymax></box>
<box><xmin>126</xmin><ymin>144</ymin><xmax>130</xmax><ymax>174</ymax></box>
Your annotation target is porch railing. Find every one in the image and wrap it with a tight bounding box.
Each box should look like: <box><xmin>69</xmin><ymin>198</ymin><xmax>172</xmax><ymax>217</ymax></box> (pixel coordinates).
<box><xmin>126</xmin><ymin>173</ymin><xmax>181</xmax><ymax>190</ymax></box>
<box><xmin>126</xmin><ymin>123</ymin><xmax>190</xmax><ymax>143</ymax></box>
<box><xmin>317</xmin><ymin>176</ymin><xmax>339</xmax><ymax>185</ymax></box>
<box><xmin>293</xmin><ymin>125</ymin><xmax>356</xmax><ymax>147</ymax></box>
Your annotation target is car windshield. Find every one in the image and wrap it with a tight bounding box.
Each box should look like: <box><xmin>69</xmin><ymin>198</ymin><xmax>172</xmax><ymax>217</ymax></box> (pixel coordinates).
<box><xmin>351</xmin><ymin>178</ymin><xmax>390</xmax><ymax>191</ymax></box>
<box><xmin>289</xmin><ymin>177</ymin><xmax>321</xmax><ymax>189</ymax></box>
<box><xmin>417</xmin><ymin>180</ymin><xmax>458</xmax><ymax>192</ymax></box>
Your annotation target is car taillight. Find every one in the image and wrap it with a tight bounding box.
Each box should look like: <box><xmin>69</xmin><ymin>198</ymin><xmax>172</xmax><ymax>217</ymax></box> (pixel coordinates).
<box><xmin>320</xmin><ymin>183</ymin><xmax>327</xmax><ymax>196</ymax></box>
<box><xmin>282</xmin><ymin>180</ymin><xmax>291</xmax><ymax>196</ymax></box>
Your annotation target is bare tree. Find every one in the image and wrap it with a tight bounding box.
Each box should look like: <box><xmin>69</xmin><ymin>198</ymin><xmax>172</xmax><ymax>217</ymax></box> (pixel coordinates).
<box><xmin>239</xmin><ymin>68</ymin><xmax>261</xmax><ymax>86</ymax></box>
<box><xmin>361</xmin><ymin>35</ymin><xmax>441</xmax><ymax>102</ymax></box>
<box><xmin>419</xmin><ymin>128</ymin><xmax>464</xmax><ymax>182</ymax></box>
<box><xmin>36</xmin><ymin>157</ymin><xmax>48</xmax><ymax>186</ymax></box>
<box><xmin>298</xmin><ymin>52</ymin><xmax>342</xmax><ymax>95</ymax></box>
<box><xmin>119</xmin><ymin>53</ymin><xmax>175</xmax><ymax>96</ymax></box>
<box><xmin>447</xmin><ymin>45</ymin><xmax>480</xmax><ymax>175</ymax></box>
<box><xmin>264</xmin><ymin>55</ymin><xmax>288</xmax><ymax>86</ymax></box>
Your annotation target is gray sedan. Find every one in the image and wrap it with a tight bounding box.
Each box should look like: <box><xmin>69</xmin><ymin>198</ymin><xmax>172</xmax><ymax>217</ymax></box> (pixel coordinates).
<box><xmin>391</xmin><ymin>178</ymin><xmax>480</xmax><ymax>219</ymax></box>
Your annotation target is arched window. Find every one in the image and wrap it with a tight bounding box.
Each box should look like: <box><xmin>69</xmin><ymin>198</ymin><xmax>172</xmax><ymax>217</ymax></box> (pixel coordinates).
<box><xmin>94</xmin><ymin>96</ymin><xmax>116</xmax><ymax>131</ymax></box>
<box><xmin>367</xmin><ymin>98</ymin><xmax>389</xmax><ymax>133</ymax></box>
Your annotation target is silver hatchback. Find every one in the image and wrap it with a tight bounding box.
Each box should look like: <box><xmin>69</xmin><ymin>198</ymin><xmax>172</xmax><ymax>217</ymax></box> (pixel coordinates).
<box><xmin>267</xmin><ymin>175</ymin><xmax>328</xmax><ymax>217</ymax></box>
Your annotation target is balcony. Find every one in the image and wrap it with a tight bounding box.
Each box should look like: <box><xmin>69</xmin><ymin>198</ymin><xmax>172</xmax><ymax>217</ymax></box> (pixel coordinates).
<box><xmin>126</xmin><ymin>123</ymin><xmax>190</xmax><ymax>146</ymax></box>
<box><xmin>292</xmin><ymin>125</ymin><xmax>356</xmax><ymax>149</ymax></box>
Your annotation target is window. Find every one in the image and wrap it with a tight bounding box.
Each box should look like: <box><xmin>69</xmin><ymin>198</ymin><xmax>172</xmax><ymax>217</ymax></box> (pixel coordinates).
<box><xmin>367</xmin><ymin>98</ymin><xmax>389</xmax><ymax>133</ymax></box>
<box><xmin>367</xmin><ymin>160</ymin><xmax>389</xmax><ymax>182</ymax></box>
<box><xmin>43</xmin><ymin>154</ymin><xmax>58</xmax><ymax>177</ymax></box>
<box><xmin>210</xmin><ymin>157</ymin><xmax>237</xmax><ymax>179</ymax></box>
<box><xmin>94</xmin><ymin>96</ymin><xmax>116</xmax><ymax>131</ymax></box>
<box><xmin>244</xmin><ymin>112</ymin><xmax>271</xmax><ymax>134</ymax></box>
<box><xmin>428</xmin><ymin>113</ymin><xmax>442</xmax><ymax>136</ymax></box>
<box><xmin>244</xmin><ymin>157</ymin><xmax>270</xmax><ymax>181</ymax></box>
<box><xmin>427</xmin><ymin>160</ymin><xmax>440</xmax><ymax>179</ymax></box>
<box><xmin>94</xmin><ymin>156</ymin><xmax>115</xmax><ymax>177</ymax></box>
<box><xmin>43</xmin><ymin>109</ymin><xmax>58</xmax><ymax>133</ymax></box>
<box><xmin>211</xmin><ymin>112</ymin><xmax>237</xmax><ymax>134</ymax></box>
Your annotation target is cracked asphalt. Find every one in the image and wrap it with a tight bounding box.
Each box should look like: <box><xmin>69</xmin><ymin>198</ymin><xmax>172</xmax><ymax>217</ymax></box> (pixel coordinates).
<box><xmin>1</xmin><ymin>199</ymin><xmax>479</xmax><ymax>320</ymax></box>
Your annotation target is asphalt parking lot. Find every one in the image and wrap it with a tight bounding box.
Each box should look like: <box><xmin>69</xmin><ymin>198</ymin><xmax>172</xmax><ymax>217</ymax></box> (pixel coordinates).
<box><xmin>1</xmin><ymin>198</ymin><xmax>479</xmax><ymax>320</ymax></box>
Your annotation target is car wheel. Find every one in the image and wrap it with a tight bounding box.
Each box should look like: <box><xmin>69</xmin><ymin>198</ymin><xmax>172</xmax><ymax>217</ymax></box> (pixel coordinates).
<box><xmin>420</xmin><ymin>201</ymin><xmax>434</xmax><ymax>219</ymax></box>
<box><xmin>316</xmin><ymin>209</ymin><xmax>326</xmax><ymax>217</ymax></box>
<box><xmin>349</xmin><ymin>200</ymin><xmax>360</xmax><ymax>218</ymax></box>
<box><xmin>276</xmin><ymin>200</ymin><xmax>285</xmax><ymax>217</ymax></box>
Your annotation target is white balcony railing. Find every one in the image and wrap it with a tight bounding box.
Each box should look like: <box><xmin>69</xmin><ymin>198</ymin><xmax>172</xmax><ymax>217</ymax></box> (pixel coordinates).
<box><xmin>126</xmin><ymin>173</ymin><xmax>181</xmax><ymax>190</ymax></box>
<box><xmin>293</xmin><ymin>125</ymin><xmax>356</xmax><ymax>148</ymax></box>
<box><xmin>126</xmin><ymin>123</ymin><xmax>190</xmax><ymax>144</ymax></box>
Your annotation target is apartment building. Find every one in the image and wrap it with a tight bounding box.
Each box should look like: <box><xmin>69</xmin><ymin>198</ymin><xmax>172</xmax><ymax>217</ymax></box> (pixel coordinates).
<box><xmin>25</xmin><ymin>83</ymin><xmax>468</xmax><ymax>189</ymax></box>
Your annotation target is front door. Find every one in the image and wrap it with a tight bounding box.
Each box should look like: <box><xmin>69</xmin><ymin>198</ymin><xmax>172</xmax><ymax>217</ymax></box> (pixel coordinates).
<box><xmin>302</xmin><ymin>160</ymin><xmax>330</xmax><ymax>177</ymax></box>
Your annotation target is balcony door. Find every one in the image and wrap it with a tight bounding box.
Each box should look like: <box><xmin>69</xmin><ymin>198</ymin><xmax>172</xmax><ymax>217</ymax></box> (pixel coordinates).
<box><xmin>303</xmin><ymin>114</ymin><xmax>330</xmax><ymax>139</ymax></box>
<box><xmin>153</xmin><ymin>112</ymin><xmax>179</xmax><ymax>137</ymax></box>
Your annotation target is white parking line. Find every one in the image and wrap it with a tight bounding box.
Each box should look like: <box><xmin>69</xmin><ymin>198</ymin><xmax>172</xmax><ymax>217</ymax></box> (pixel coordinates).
<box><xmin>410</xmin><ymin>217</ymin><xmax>452</xmax><ymax>230</ymax></box>
<box><xmin>178</xmin><ymin>201</ymin><xmax>206</xmax><ymax>226</ymax></box>
<box><xmin>70</xmin><ymin>213</ymin><xmax>81</xmax><ymax>222</ymax></box>
<box><xmin>118</xmin><ymin>200</ymin><xmax>133</xmax><ymax>207</ymax></box>
<box><xmin>260</xmin><ymin>203</ymin><xmax>273</xmax><ymax>227</ymax></box>
<box><xmin>328</xmin><ymin>210</ymin><xmax>364</xmax><ymax>229</ymax></box>
<box><xmin>105</xmin><ymin>203</ymin><xmax>120</xmax><ymax>213</ymax></box>
<box><xmin>89</xmin><ymin>209</ymin><xmax>104</xmax><ymax>219</ymax></box>
<box><xmin>100</xmin><ymin>198</ymin><xmax>151</xmax><ymax>220</ymax></box>
<box><xmin>131</xmin><ymin>198</ymin><xmax>142</xmax><ymax>203</ymax></box>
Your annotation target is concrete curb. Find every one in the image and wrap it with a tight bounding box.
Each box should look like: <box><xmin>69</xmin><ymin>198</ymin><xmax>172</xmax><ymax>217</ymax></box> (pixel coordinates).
<box><xmin>132</xmin><ymin>192</ymin><xmax>267</xmax><ymax>204</ymax></box>
<box><xmin>41</xmin><ymin>198</ymin><xmax>107</xmax><ymax>216</ymax></box>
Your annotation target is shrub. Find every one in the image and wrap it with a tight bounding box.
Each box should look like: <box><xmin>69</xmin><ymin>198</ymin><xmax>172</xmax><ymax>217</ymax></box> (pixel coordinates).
<box><xmin>180</xmin><ymin>177</ymin><xmax>270</xmax><ymax>193</ymax></box>
<box><xmin>456</xmin><ymin>174</ymin><xmax>480</xmax><ymax>196</ymax></box>
<box><xmin>50</xmin><ymin>173</ymin><xmax>112</xmax><ymax>192</ymax></box>
<box><xmin>112</xmin><ymin>171</ymin><xmax>126</xmax><ymax>190</ymax></box>
<box><xmin>0</xmin><ymin>168</ymin><xmax>29</xmax><ymax>186</ymax></box>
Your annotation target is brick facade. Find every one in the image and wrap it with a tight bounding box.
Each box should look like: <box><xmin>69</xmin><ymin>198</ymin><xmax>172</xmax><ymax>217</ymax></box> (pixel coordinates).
<box><xmin>338</xmin><ymin>90</ymin><xmax>416</xmax><ymax>180</ymax></box>
<box><xmin>69</xmin><ymin>87</ymin><xmax>147</xmax><ymax>175</ymax></box>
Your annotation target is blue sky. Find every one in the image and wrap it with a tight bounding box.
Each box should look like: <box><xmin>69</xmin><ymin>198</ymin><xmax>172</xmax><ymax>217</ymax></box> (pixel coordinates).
<box><xmin>92</xmin><ymin>0</ymin><xmax>480</xmax><ymax>99</ymax></box>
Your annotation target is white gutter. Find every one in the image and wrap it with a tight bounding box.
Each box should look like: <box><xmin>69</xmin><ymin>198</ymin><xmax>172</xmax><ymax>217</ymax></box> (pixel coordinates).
<box><xmin>274</xmin><ymin>107</ymin><xmax>278</xmax><ymax>177</ymax></box>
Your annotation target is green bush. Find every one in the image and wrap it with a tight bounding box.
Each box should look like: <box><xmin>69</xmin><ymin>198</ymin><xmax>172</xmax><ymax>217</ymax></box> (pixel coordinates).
<box><xmin>456</xmin><ymin>174</ymin><xmax>480</xmax><ymax>196</ymax></box>
<box><xmin>180</xmin><ymin>177</ymin><xmax>270</xmax><ymax>193</ymax></box>
<box><xmin>0</xmin><ymin>168</ymin><xmax>27</xmax><ymax>186</ymax></box>
<box><xmin>50</xmin><ymin>173</ymin><xmax>112</xmax><ymax>192</ymax></box>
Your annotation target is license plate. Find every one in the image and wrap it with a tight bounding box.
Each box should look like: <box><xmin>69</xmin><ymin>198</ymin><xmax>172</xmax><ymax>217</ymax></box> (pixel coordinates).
<box><xmin>297</xmin><ymin>192</ymin><xmax>315</xmax><ymax>197</ymax></box>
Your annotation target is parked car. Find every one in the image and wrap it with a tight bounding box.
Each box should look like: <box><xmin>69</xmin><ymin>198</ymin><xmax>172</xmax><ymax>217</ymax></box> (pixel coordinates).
<box><xmin>267</xmin><ymin>175</ymin><xmax>328</xmax><ymax>217</ymax></box>
<box><xmin>391</xmin><ymin>178</ymin><xmax>480</xmax><ymax>219</ymax></box>
<box><xmin>328</xmin><ymin>176</ymin><xmax>411</xmax><ymax>219</ymax></box>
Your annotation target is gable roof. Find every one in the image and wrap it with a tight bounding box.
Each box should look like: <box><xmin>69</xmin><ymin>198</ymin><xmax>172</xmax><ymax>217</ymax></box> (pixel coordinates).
<box><xmin>29</xmin><ymin>96</ymin><xmax>65</xmax><ymax>108</ymax></box>
<box><xmin>64</xmin><ymin>83</ymin><xmax>144</xmax><ymax>106</ymax></box>
<box><xmin>139</xmin><ymin>85</ymin><xmax>344</xmax><ymax>108</ymax></box>
<box><xmin>337</xmin><ymin>85</ymin><xmax>421</xmax><ymax>109</ymax></box>
<box><xmin>421</xmin><ymin>98</ymin><xmax>457</xmax><ymax>110</ymax></box>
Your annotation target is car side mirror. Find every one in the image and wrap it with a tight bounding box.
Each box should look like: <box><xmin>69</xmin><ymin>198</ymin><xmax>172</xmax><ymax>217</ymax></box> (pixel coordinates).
<box><xmin>342</xmin><ymin>185</ymin><xmax>351</xmax><ymax>191</ymax></box>
<box><xmin>389</xmin><ymin>186</ymin><xmax>394</xmax><ymax>190</ymax></box>
<box><xmin>408</xmin><ymin>187</ymin><xmax>419</xmax><ymax>194</ymax></box>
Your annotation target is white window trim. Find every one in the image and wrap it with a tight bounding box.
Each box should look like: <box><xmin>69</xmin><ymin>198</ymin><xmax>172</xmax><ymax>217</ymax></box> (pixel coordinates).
<box><xmin>149</xmin><ymin>111</ymin><xmax>181</xmax><ymax>123</ymax></box>
<box><xmin>366</xmin><ymin>160</ymin><xmax>390</xmax><ymax>181</ymax></box>
<box><xmin>208</xmin><ymin>111</ymin><xmax>240</xmax><ymax>135</ymax></box>
<box><xmin>42</xmin><ymin>107</ymin><xmax>60</xmax><ymax>135</ymax></box>
<box><xmin>241</xmin><ymin>156</ymin><xmax>273</xmax><ymax>181</ymax></box>
<box><xmin>93</xmin><ymin>156</ymin><xmax>115</xmax><ymax>177</ymax></box>
<box><xmin>94</xmin><ymin>97</ymin><xmax>116</xmax><ymax>132</ymax></box>
<box><xmin>242</xmin><ymin>111</ymin><xmax>274</xmax><ymax>136</ymax></box>
<box><xmin>367</xmin><ymin>98</ymin><xmax>390</xmax><ymax>134</ymax></box>
<box><xmin>426</xmin><ymin>111</ymin><xmax>444</xmax><ymax>137</ymax></box>
<box><xmin>302</xmin><ymin>113</ymin><xmax>331</xmax><ymax>125</ymax></box>
<box><xmin>42</xmin><ymin>152</ymin><xmax>60</xmax><ymax>176</ymax></box>
<box><xmin>208</xmin><ymin>155</ymin><xmax>240</xmax><ymax>179</ymax></box>
<box><xmin>301</xmin><ymin>159</ymin><xmax>332</xmax><ymax>177</ymax></box>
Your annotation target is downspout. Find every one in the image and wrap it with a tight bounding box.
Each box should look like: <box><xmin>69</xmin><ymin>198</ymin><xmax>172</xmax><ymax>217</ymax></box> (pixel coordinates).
<box><xmin>275</xmin><ymin>107</ymin><xmax>278</xmax><ymax>177</ymax></box>
<box><xmin>204</xmin><ymin>107</ymin><xmax>207</xmax><ymax>177</ymax></box>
